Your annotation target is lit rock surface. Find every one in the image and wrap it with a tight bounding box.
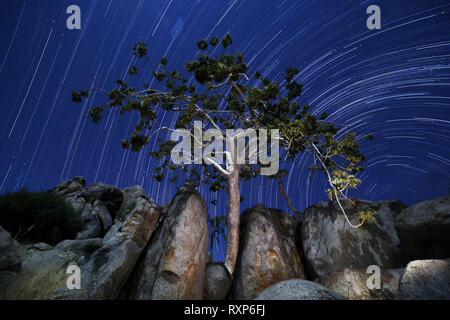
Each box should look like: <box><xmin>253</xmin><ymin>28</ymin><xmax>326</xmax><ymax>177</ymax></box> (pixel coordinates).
<box><xmin>318</xmin><ymin>268</ymin><xmax>403</xmax><ymax>300</ymax></box>
<box><xmin>301</xmin><ymin>199</ymin><xmax>407</xmax><ymax>278</ymax></box>
<box><xmin>254</xmin><ymin>279</ymin><xmax>346</xmax><ymax>300</ymax></box>
<box><xmin>233</xmin><ymin>204</ymin><xmax>305</xmax><ymax>300</ymax></box>
<box><xmin>396</xmin><ymin>259</ymin><xmax>450</xmax><ymax>300</ymax></box>
<box><xmin>124</xmin><ymin>185</ymin><xmax>209</xmax><ymax>300</ymax></box>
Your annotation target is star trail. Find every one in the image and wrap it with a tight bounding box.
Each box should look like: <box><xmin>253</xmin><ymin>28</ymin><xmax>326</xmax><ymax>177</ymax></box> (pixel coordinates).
<box><xmin>0</xmin><ymin>0</ymin><xmax>449</xmax><ymax>259</ymax></box>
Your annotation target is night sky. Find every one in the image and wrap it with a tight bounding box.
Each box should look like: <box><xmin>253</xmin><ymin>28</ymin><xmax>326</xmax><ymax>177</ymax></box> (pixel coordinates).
<box><xmin>0</xmin><ymin>1</ymin><xmax>449</xmax><ymax>259</ymax></box>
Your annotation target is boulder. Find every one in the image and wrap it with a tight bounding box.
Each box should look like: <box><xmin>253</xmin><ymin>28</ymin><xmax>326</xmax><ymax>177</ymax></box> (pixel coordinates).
<box><xmin>0</xmin><ymin>225</ymin><xmax>21</xmax><ymax>272</ymax></box>
<box><xmin>116</xmin><ymin>185</ymin><xmax>152</xmax><ymax>222</ymax></box>
<box><xmin>54</xmin><ymin>178</ymin><xmax>119</xmax><ymax>238</ymax></box>
<box><xmin>55</xmin><ymin>238</ymin><xmax>103</xmax><ymax>262</ymax></box>
<box><xmin>0</xmin><ymin>243</ymin><xmax>78</xmax><ymax>299</ymax></box>
<box><xmin>233</xmin><ymin>204</ymin><xmax>305</xmax><ymax>300</ymax></box>
<box><xmin>63</xmin><ymin>196</ymin><xmax>112</xmax><ymax>240</ymax></box>
<box><xmin>254</xmin><ymin>279</ymin><xmax>346</xmax><ymax>300</ymax></box>
<box><xmin>75</xmin><ymin>202</ymin><xmax>103</xmax><ymax>239</ymax></box>
<box><xmin>54</xmin><ymin>196</ymin><xmax>160</xmax><ymax>299</ymax></box>
<box><xmin>0</xmin><ymin>193</ymin><xmax>159</xmax><ymax>300</ymax></box>
<box><xmin>300</xmin><ymin>199</ymin><xmax>407</xmax><ymax>278</ymax></box>
<box><xmin>123</xmin><ymin>185</ymin><xmax>209</xmax><ymax>300</ymax></box>
<box><xmin>395</xmin><ymin>195</ymin><xmax>450</xmax><ymax>260</ymax></box>
<box><xmin>396</xmin><ymin>259</ymin><xmax>450</xmax><ymax>300</ymax></box>
<box><xmin>93</xmin><ymin>200</ymin><xmax>112</xmax><ymax>232</ymax></box>
<box><xmin>53</xmin><ymin>176</ymin><xmax>86</xmax><ymax>195</ymax></box>
<box><xmin>318</xmin><ymin>268</ymin><xmax>403</xmax><ymax>300</ymax></box>
<box><xmin>204</xmin><ymin>261</ymin><xmax>232</xmax><ymax>300</ymax></box>
<box><xmin>80</xmin><ymin>182</ymin><xmax>123</xmax><ymax>218</ymax></box>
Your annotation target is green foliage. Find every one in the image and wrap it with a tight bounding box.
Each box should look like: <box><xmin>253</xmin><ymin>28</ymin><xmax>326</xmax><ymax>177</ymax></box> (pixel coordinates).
<box><xmin>221</xmin><ymin>33</ymin><xmax>232</xmax><ymax>48</ymax></box>
<box><xmin>128</xmin><ymin>65</ymin><xmax>138</xmax><ymax>75</ymax></box>
<box><xmin>133</xmin><ymin>41</ymin><xmax>148</xmax><ymax>57</ymax></box>
<box><xmin>358</xmin><ymin>209</ymin><xmax>375</xmax><ymax>222</ymax></box>
<box><xmin>209</xmin><ymin>36</ymin><xmax>219</xmax><ymax>46</ymax></box>
<box><xmin>197</xmin><ymin>39</ymin><xmax>208</xmax><ymax>50</ymax></box>
<box><xmin>0</xmin><ymin>188</ymin><xmax>85</xmax><ymax>245</ymax></box>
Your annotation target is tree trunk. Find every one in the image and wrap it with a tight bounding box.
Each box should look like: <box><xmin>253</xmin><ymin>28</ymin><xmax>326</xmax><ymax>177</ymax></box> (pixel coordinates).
<box><xmin>224</xmin><ymin>164</ymin><xmax>240</xmax><ymax>276</ymax></box>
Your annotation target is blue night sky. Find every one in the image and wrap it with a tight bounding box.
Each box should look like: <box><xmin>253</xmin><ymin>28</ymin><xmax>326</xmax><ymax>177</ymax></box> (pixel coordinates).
<box><xmin>0</xmin><ymin>1</ymin><xmax>449</xmax><ymax>259</ymax></box>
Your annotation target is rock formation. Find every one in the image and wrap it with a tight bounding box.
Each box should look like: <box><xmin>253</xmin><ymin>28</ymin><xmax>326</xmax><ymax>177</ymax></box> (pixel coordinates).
<box><xmin>395</xmin><ymin>195</ymin><xmax>450</xmax><ymax>260</ymax></box>
<box><xmin>0</xmin><ymin>177</ymin><xmax>448</xmax><ymax>300</ymax></box>
<box><xmin>300</xmin><ymin>198</ymin><xmax>407</xmax><ymax>278</ymax></box>
<box><xmin>232</xmin><ymin>204</ymin><xmax>305</xmax><ymax>299</ymax></box>
<box><xmin>122</xmin><ymin>185</ymin><xmax>209</xmax><ymax>300</ymax></box>
<box><xmin>254</xmin><ymin>279</ymin><xmax>346</xmax><ymax>300</ymax></box>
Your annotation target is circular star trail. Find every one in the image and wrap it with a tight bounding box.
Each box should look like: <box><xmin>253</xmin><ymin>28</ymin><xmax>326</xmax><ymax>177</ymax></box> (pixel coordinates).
<box><xmin>0</xmin><ymin>0</ymin><xmax>449</xmax><ymax>259</ymax></box>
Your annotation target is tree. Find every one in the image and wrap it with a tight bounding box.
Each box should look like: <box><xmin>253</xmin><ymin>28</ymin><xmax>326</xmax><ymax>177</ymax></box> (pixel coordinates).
<box><xmin>72</xmin><ymin>34</ymin><xmax>373</xmax><ymax>275</ymax></box>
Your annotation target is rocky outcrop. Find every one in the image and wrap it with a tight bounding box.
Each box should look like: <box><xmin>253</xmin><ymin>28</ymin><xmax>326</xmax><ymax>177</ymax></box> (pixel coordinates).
<box><xmin>254</xmin><ymin>279</ymin><xmax>346</xmax><ymax>300</ymax></box>
<box><xmin>53</xmin><ymin>176</ymin><xmax>86</xmax><ymax>195</ymax></box>
<box><xmin>395</xmin><ymin>196</ymin><xmax>450</xmax><ymax>260</ymax></box>
<box><xmin>116</xmin><ymin>185</ymin><xmax>149</xmax><ymax>222</ymax></box>
<box><xmin>73</xmin><ymin>201</ymin><xmax>104</xmax><ymax>239</ymax></box>
<box><xmin>55</xmin><ymin>196</ymin><xmax>160</xmax><ymax>299</ymax></box>
<box><xmin>54</xmin><ymin>238</ymin><xmax>103</xmax><ymax>264</ymax></box>
<box><xmin>204</xmin><ymin>260</ymin><xmax>232</xmax><ymax>300</ymax></box>
<box><xmin>0</xmin><ymin>194</ymin><xmax>159</xmax><ymax>300</ymax></box>
<box><xmin>80</xmin><ymin>182</ymin><xmax>123</xmax><ymax>219</ymax></box>
<box><xmin>2</xmin><ymin>175</ymin><xmax>448</xmax><ymax>300</ymax></box>
<box><xmin>0</xmin><ymin>242</ymin><xmax>78</xmax><ymax>299</ymax></box>
<box><xmin>0</xmin><ymin>225</ymin><xmax>21</xmax><ymax>272</ymax></box>
<box><xmin>53</xmin><ymin>178</ymin><xmax>124</xmax><ymax>239</ymax></box>
<box><xmin>232</xmin><ymin>204</ymin><xmax>305</xmax><ymax>300</ymax></box>
<box><xmin>123</xmin><ymin>185</ymin><xmax>209</xmax><ymax>300</ymax></box>
<box><xmin>300</xmin><ymin>199</ymin><xmax>407</xmax><ymax>278</ymax></box>
<box><xmin>396</xmin><ymin>259</ymin><xmax>450</xmax><ymax>300</ymax></box>
<box><xmin>318</xmin><ymin>268</ymin><xmax>403</xmax><ymax>300</ymax></box>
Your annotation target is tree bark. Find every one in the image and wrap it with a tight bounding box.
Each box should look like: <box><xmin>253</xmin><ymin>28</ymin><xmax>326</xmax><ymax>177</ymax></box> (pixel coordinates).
<box><xmin>224</xmin><ymin>164</ymin><xmax>240</xmax><ymax>276</ymax></box>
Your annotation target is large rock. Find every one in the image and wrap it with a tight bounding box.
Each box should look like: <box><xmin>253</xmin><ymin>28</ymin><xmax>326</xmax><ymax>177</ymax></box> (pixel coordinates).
<box><xmin>0</xmin><ymin>243</ymin><xmax>78</xmax><ymax>299</ymax></box>
<box><xmin>396</xmin><ymin>259</ymin><xmax>450</xmax><ymax>300</ymax></box>
<box><xmin>61</xmin><ymin>184</ymin><xmax>113</xmax><ymax>239</ymax></box>
<box><xmin>54</xmin><ymin>177</ymin><xmax>123</xmax><ymax>237</ymax></box>
<box><xmin>318</xmin><ymin>268</ymin><xmax>403</xmax><ymax>300</ymax></box>
<box><xmin>300</xmin><ymin>199</ymin><xmax>407</xmax><ymax>278</ymax></box>
<box><xmin>0</xmin><ymin>225</ymin><xmax>21</xmax><ymax>272</ymax></box>
<box><xmin>53</xmin><ymin>176</ymin><xmax>86</xmax><ymax>195</ymax></box>
<box><xmin>80</xmin><ymin>182</ymin><xmax>123</xmax><ymax>218</ymax></box>
<box><xmin>123</xmin><ymin>185</ymin><xmax>209</xmax><ymax>300</ymax></box>
<box><xmin>395</xmin><ymin>195</ymin><xmax>450</xmax><ymax>260</ymax></box>
<box><xmin>204</xmin><ymin>261</ymin><xmax>232</xmax><ymax>300</ymax></box>
<box><xmin>55</xmin><ymin>196</ymin><xmax>160</xmax><ymax>299</ymax></box>
<box><xmin>233</xmin><ymin>204</ymin><xmax>305</xmax><ymax>300</ymax></box>
<box><xmin>93</xmin><ymin>200</ymin><xmax>112</xmax><ymax>232</ymax></box>
<box><xmin>74</xmin><ymin>202</ymin><xmax>104</xmax><ymax>239</ymax></box>
<box><xmin>116</xmin><ymin>185</ymin><xmax>151</xmax><ymax>222</ymax></box>
<box><xmin>254</xmin><ymin>279</ymin><xmax>346</xmax><ymax>300</ymax></box>
<box><xmin>55</xmin><ymin>238</ymin><xmax>103</xmax><ymax>264</ymax></box>
<box><xmin>0</xmin><ymin>190</ymin><xmax>159</xmax><ymax>300</ymax></box>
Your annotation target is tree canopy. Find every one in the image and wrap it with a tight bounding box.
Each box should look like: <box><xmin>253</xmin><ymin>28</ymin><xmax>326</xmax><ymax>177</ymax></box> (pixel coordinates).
<box><xmin>72</xmin><ymin>34</ymin><xmax>374</xmax><ymax>273</ymax></box>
